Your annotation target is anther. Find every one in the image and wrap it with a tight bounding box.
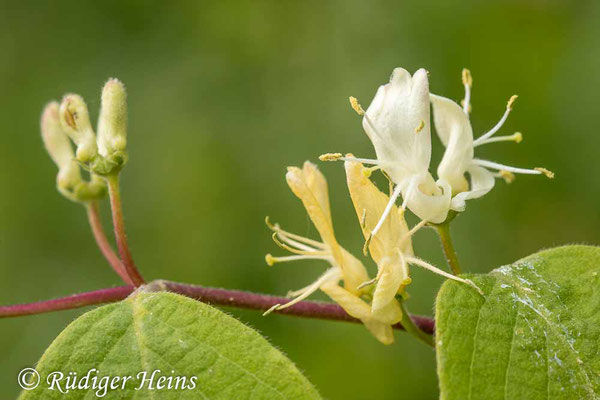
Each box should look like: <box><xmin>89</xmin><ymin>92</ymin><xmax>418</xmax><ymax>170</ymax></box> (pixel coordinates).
<box><xmin>507</xmin><ymin>95</ymin><xmax>518</xmax><ymax>110</ymax></box>
<box><xmin>462</xmin><ymin>68</ymin><xmax>472</xmax><ymax>87</ymax></box>
<box><xmin>319</xmin><ymin>153</ymin><xmax>343</xmax><ymax>162</ymax></box>
<box><xmin>349</xmin><ymin>97</ymin><xmax>365</xmax><ymax>116</ymax></box>
<box><xmin>265</xmin><ymin>254</ymin><xmax>275</xmax><ymax>266</ymax></box>
<box><xmin>415</xmin><ymin>120</ymin><xmax>425</xmax><ymax>133</ymax></box>
<box><xmin>499</xmin><ymin>170</ymin><xmax>515</xmax><ymax>183</ymax></box>
<box><xmin>534</xmin><ymin>167</ymin><xmax>555</xmax><ymax>179</ymax></box>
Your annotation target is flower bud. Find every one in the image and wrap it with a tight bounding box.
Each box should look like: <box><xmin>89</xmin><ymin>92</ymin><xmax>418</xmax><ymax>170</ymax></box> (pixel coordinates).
<box><xmin>97</xmin><ymin>78</ymin><xmax>127</xmax><ymax>156</ymax></box>
<box><xmin>41</xmin><ymin>102</ymin><xmax>82</xmax><ymax>191</ymax></box>
<box><xmin>59</xmin><ymin>94</ymin><xmax>98</xmax><ymax>163</ymax></box>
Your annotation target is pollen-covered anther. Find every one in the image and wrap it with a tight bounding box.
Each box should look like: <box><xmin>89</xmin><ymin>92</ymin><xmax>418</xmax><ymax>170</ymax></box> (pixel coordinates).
<box><xmin>512</xmin><ymin>132</ymin><xmax>523</xmax><ymax>143</ymax></box>
<box><xmin>499</xmin><ymin>170</ymin><xmax>516</xmax><ymax>183</ymax></box>
<box><xmin>265</xmin><ymin>254</ymin><xmax>276</xmax><ymax>266</ymax></box>
<box><xmin>319</xmin><ymin>152</ymin><xmax>343</xmax><ymax>162</ymax></box>
<box><xmin>534</xmin><ymin>167</ymin><xmax>555</xmax><ymax>179</ymax></box>
<box><xmin>415</xmin><ymin>120</ymin><xmax>425</xmax><ymax>133</ymax></box>
<box><xmin>349</xmin><ymin>96</ymin><xmax>365</xmax><ymax>116</ymax></box>
<box><xmin>507</xmin><ymin>95</ymin><xmax>518</xmax><ymax>110</ymax></box>
<box><xmin>462</xmin><ymin>68</ymin><xmax>473</xmax><ymax>87</ymax></box>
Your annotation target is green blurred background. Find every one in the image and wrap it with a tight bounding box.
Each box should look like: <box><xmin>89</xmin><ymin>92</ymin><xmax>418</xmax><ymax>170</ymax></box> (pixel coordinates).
<box><xmin>1</xmin><ymin>1</ymin><xmax>599</xmax><ymax>398</ymax></box>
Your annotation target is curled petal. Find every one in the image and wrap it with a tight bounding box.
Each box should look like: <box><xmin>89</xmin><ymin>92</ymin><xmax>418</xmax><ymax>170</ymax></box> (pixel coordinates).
<box><xmin>431</xmin><ymin>94</ymin><xmax>474</xmax><ymax>194</ymax></box>
<box><xmin>450</xmin><ymin>165</ymin><xmax>496</xmax><ymax>211</ymax></box>
<box><xmin>286</xmin><ymin>162</ymin><xmax>341</xmax><ymax>262</ymax></box>
<box><xmin>371</xmin><ymin>256</ymin><xmax>407</xmax><ymax>322</ymax></box>
<box><xmin>404</xmin><ymin>174</ymin><xmax>452</xmax><ymax>224</ymax></box>
<box><xmin>321</xmin><ymin>282</ymin><xmax>395</xmax><ymax>345</ymax></box>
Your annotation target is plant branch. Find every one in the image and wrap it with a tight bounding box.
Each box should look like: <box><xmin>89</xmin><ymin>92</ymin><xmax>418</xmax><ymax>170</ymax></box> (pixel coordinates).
<box><xmin>0</xmin><ymin>286</ymin><xmax>134</xmax><ymax>318</ymax></box>
<box><xmin>86</xmin><ymin>201</ymin><xmax>133</xmax><ymax>285</ymax></box>
<box><xmin>0</xmin><ymin>281</ymin><xmax>435</xmax><ymax>335</ymax></box>
<box><xmin>434</xmin><ymin>222</ymin><xmax>462</xmax><ymax>275</ymax></box>
<box><xmin>106</xmin><ymin>174</ymin><xmax>145</xmax><ymax>286</ymax></box>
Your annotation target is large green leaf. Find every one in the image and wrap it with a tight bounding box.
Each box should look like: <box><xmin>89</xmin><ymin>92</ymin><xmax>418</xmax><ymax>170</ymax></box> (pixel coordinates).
<box><xmin>436</xmin><ymin>245</ymin><xmax>600</xmax><ymax>400</ymax></box>
<box><xmin>20</xmin><ymin>291</ymin><xmax>320</xmax><ymax>399</ymax></box>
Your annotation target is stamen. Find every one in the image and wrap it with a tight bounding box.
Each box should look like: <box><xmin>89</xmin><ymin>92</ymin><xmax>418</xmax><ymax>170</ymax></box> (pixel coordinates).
<box><xmin>349</xmin><ymin>96</ymin><xmax>365</xmax><ymax>115</ymax></box>
<box><xmin>271</xmin><ymin>233</ymin><xmax>328</xmax><ymax>255</ymax></box>
<box><xmin>360</xmin><ymin>209</ymin><xmax>367</xmax><ymax>229</ymax></box>
<box><xmin>265</xmin><ymin>217</ymin><xmax>327</xmax><ymax>249</ymax></box>
<box><xmin>277</xmin><ymin>234</ymin><xmax>321</xmax><ymax>252</ymax></box>
<box><xmin>473</xmin><ymin>95</ymin><xmax>518</xmax><ymax>146</ymax></box>
<box><xmin>274</xmin><ymin>269</ymin><xmax>339</xmax><ymax>310</ymax></box>
<box><xmin>405</xmin><ymin>256</ymin><xmax>483</xmax><ymax>295</ymax></box>
<box><xmin>462</xmin><ymin>68</ymin><xmax>472</xmax><ymax>114</ymax></box>
<box><xmin>265</xmin><ymin>254</ymin><xmax>329</xmax><ymax>266</ymax></box>
<box><xmin>362</xmin><ymin>234</ymin><xmax>372</xmax><ymax>256</ymax></box>
<box><xmin>474</xmin><ymin>159</ymin><xmax>552</xmax><ymax>177</ymax></box>
<box><xmin>319</xmin><ymin>154</ymin><xmax>383</xmax><ymax>166</ymax></box>
<box><xmin>370</xmin><ymin>184</ymin><xmax>403</xmax><ymax>238</ymax></box>
<box><xmin>474</xmin><ymin>132</ymin><xmax>522</xmax><ymax>147</ymax></box>
<box><xmin>262</xmin><ymin>304</ymin><xmax>280</xmax><ymax>316</ymax></box>
<box><xmin>357</xmin><ymin>277</ymin><xmax>377</xmax><ymax>290</ymax></box>
<box><xmin>400</xmin><ymin>219</ymin><xmax>428</xmax><ymax>246</ymax></box>
<box><xmin>415</xmin><ymin>120</ymin><xmax>425</xmax><ymax>133</ymax></box>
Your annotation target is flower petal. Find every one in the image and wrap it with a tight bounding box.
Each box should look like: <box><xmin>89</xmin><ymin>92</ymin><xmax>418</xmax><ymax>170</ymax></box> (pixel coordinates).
<box><xmin>371</xmin><ymin>256</ymin><xmax>407</xmax><ymax>323</ymax></box>
<box><xmin>403</xmin><ymin>173</ymin><xmax>452</xmax><ymax>224</ymax></box>
<box><xmin>321</xmin><ymin>281</ymin><xmax>396</xmax><ymax>345</ymax></box>
<box><xmin>430</xmin><ymin>94</ymin><xmax>474</xmax><ymax>194</ymax></box>
<box><xmin>450</xmin><ymin>165</ymin><xmax>496</xmax><ymax>211</ymax></box>
<box><xmin>344</xmin><ymin>159</ymin><xmax>413</xmax><ymax>262</ymax></box>
<box><xmin>363</xmin><ymin>68</ymin><xmax>432</xmax><ymax>183</ymax></box>
<box><xmin>340</xmin><ymin>247</ymin><xmax>370</xmax><ymax>295</ymax></box>
<box><xmin>286</xmin><ymin>162</ymin><xmax>339</xmax><ymax>256</ymax></box>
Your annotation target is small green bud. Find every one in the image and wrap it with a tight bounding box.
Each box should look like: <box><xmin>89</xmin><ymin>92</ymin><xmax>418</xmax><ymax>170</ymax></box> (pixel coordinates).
<box><xmin>59</xmin><ymin>94</ymin><xmax>98</xmax><ymax>163</ymax></box>
<box><xmin>98</xmin><ymin>78</ymin><xmax>127</xmax><ymax>157</ymax></box>
<box><xmin>41</xmin><ymin>102</ymin><xmax>82</xmax><ymax>191</ymax></box>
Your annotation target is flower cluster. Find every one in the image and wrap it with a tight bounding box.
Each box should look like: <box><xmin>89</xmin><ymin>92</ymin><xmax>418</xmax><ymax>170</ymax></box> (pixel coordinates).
<box><xmin>41</xmin><ymin>79</ymin><xmax>129</xmax><ymax>202</ymax></box>
<box><xmin>265</xmin><ymin>67</ymin><xmax>551</xmax><ymax>343</ymax></box>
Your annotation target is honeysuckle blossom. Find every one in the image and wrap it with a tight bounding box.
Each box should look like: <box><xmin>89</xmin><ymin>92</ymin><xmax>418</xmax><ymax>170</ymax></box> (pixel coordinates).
<box><xmin>431</xmin><ymin>69</ymin><xmax>554</xmax><ymax>211</ymax></box>
<box><xmin>321</xmin><ymin>67</ymin><xmax>552</xmax><ymax>242</ymax></box>
<box><xmin>345</xmin><ymin>159</ymin><xmax>480</xmax><ymax>317</ymax></box>
<box><xmin>321</xmin><ymin>67</ymin><xmax>452</xmax><ymax>231</ymax></box>
<box><xmin>265</xmin><ymin>161</ymin><xmax>400</xmax><ymax>344</ymax></box>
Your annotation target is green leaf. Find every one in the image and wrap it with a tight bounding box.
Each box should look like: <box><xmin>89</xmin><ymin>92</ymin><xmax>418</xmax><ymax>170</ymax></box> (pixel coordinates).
<box><xmin>436</xmin><ymin>245</ymin><xmax>600</xmax><ymax>400</ymax></box>
<box><xmin>20</xmin><ymin>291</ymin><xmax>320</xmax><ymax>399</ymax></box>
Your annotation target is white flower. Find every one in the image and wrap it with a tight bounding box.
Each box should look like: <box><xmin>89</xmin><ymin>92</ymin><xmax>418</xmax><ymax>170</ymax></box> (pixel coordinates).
<box><xmin>321</xmin><ymin>67</ymin><xmax>553</xmax><ymax>238</ymax></box>
<box><xmin>431</xmin><ymin>69</ymin><xmax>553</xmax><ymax>212</ymax></box>
<box><xmin>322</xmin><ymin>68</ymin><xmax>451</xmax><ymax>232</ymax></box>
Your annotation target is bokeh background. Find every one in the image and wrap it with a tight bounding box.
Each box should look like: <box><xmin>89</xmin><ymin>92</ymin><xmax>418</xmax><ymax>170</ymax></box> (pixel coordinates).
<box><xmin>1</xmin><ymin>1</ymin><xmax>599</xmax><ymax>398</ymax></box>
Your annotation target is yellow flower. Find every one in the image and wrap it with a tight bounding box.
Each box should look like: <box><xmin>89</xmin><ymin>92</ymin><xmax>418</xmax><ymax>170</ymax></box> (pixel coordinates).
<box><xmin>345</xmin><ymin>158</ymin><xmax>412</xmax><ymax>322</ymax></box>
<box><xmin>345</xmin><ymin>158</ymin><xmax>483</xmax><ymax>313</ymax></box>
<box><xmin>265</xmin><ymin>161</ymin><xmax>397</xmax><ymax>344</ymax></box>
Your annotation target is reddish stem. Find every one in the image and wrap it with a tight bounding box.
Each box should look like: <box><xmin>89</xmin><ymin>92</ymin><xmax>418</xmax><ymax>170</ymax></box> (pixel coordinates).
<box><xmin>86</xmin><ymin>201</ymin><xmax>133</xmax><ymax>285</ymax></box>
<box><xmin>106</xmin><ymin>175</ymin><xmax>145</xmax><ymax>286</ymax></box>
<box><xmin>0</xmin><ymin>281</ymin><xmax>435</xmax><ymax>335</ymax></box>
<box><xmin>0</xmin><ymin>286</ymin><xmax>134</xmax><ymax>317</ymax></box>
